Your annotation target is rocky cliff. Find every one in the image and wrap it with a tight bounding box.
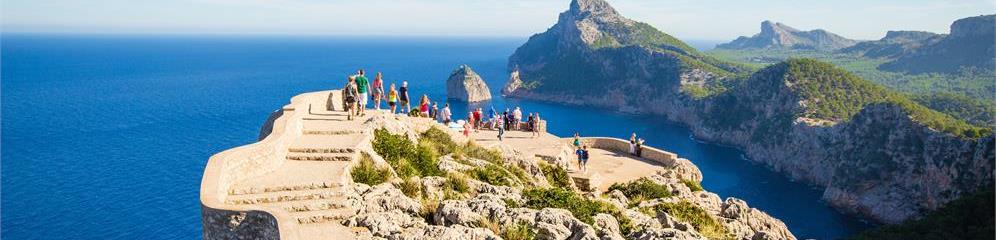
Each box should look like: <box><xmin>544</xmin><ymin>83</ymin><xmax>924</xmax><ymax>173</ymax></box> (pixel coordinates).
<box><xmin>839</xmin><ymin>31</ymin><xmax>944</xmax><ymax>59</ymax></box>
<box><xmin>879</xmin><ymin>14</ymin><xmax>996</xmax><ymax>74</ymax></box>
<box><xmin>504</xmin><ymin>0</ymin><xmax>994</xmax><ymax>224</ymax></box>
<box><xmin>717</xmin><ymin>21</ymin><xmax>860</xmax><ymax>50</ymax></box>
<box><xmin>446</xmin><ymin>65</ymin><xmax>492</xmax><ymax>102</ymax></box>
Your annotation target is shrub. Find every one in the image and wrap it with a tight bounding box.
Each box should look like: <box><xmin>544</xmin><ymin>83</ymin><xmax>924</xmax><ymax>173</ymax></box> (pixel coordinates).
<box><xmin>681</xmin><ymin>179</ymin><xmax>704</xmax><ymax>192</ymax></box>
<box><xmin>522</xmin><ymin>188</ymin><xmax>634</xmax><ymax>235</ymax></box>
<box><xmin>373</xmin><ymin>128</ymin><xmax>444</xmax><ymax>178</ymax></box>
<box><xmin>468</xmin><ymin>164</ymin><xmax>519</xmax><ymax>187</ymax></box>
<box><xmin>419</xmin><ymin>197</ymin><xmax>440</xmax><ymax>223</ymax></box>
<box><xmin>850</xmin><ymin>186</ymin><xmax>994</xmax><ymax>240</ymax></box>
<box><xmin>540</xmin><ymin>162</ymin><xmax>572</xmax><ymax>189</ymax></box>
<box><xmin>420</xmin><ymin>127</ymin><xmax>458</xmax><ymax>154</ymax></box>
<box><xmin>397</xmin><ymin>177</ymin><xmax>422</xmax><ymax>198</ymax></box>
<box><xmin>653</xmin><ymin>201</ymin><xmax>728</xmax><ymax>239</ymax></box>
<box><xmin>462</xmin><ymin>141</ymin><xmax>504</xmax><ymax>163</ymax></box>
<box><xmin>501</xmin><ymin>221</ymin><xmax>537</xmax><ymax>240</ymax></box>
<box><xmin>444</xmin><ymin>173</ymin><xmax>470</xmax><ymax>194</ymax></box>
<box><xmin>607</xmin><ymin>178</ymin><xmax>672</xmax><ymax>204</ymax></box>
<box><xmin>351</xmin><ymin>153</ymin><xmax>391</xmax><ymax>185</ymax></box>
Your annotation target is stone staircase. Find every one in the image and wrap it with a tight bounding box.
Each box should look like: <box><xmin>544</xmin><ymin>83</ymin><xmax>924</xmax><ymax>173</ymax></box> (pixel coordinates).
<box><xmin>226</xmin><ymin>182</ymin><xmax>359</xmax><ymax>225</ymax></box>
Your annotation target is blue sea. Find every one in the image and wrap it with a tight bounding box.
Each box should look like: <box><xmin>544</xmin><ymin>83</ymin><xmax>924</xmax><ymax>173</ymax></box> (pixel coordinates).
<box><xmin>1</xmin><ymin>34</ymin><xmax>873</xmax><ymax>239</ymax></box>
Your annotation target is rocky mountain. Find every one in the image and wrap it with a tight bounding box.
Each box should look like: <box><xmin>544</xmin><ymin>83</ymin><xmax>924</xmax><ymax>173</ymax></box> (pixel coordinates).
<box><xmin>879</xmin><ymin>14</ymin><xmax>996</xmax><ymax>74</ymax></box>
<box><xmin>839</xmin><ymin>31</ymin><xmax>945</xmax><ymax>59</ymax></box>
<box><xmin>717</xmin><ymin>21</ymin><xmax>860</xmax><ymax>50</ymax></box>
<box><xmin>446</xmin><ymin>65</ymin><xmax>492</xmax><ymax>102</ymax></box>
<box><xmin>504</xmin><ymin>0</ymin><xmax>994</xmax><ymax>224</ymax></box>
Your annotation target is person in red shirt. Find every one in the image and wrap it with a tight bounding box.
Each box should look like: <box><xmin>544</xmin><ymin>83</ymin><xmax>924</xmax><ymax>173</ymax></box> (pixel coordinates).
<box><xmin>473</xmin><ymin>108</ymin><xmax>483</xmax><ymax>132</ymax></box>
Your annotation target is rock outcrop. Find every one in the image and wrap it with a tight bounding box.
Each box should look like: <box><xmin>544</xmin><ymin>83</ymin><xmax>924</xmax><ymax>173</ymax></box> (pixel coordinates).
<box><xmin>839</xmin><ymin>30</ymin><xmax>944</xmax><ymax>59</ymax></box>
<box><xmin>503</xmin><ymin>0</ymin><xmax>994</xmax><ymax>225</ymax></box>
<box><xmin>879</xmin><ymin>14</ymin><xmax>996</xmax><ymax>73</ymax></box>
<box><xmin>446</xmin><ymin>65</ymin><xmax>492</xmax><ymax>102</ymax></box>
<box><xmin>717</xmin><ymin>21</ymin><xmax>860</xmax><ymax>50</ymax></box>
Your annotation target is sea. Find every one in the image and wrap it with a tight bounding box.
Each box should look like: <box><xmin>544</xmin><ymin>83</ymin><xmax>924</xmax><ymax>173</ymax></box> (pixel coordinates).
<box><xmin>1</xmin><ymin>34</ymin><xmax>873</xmax><ymax>239</ymax></box>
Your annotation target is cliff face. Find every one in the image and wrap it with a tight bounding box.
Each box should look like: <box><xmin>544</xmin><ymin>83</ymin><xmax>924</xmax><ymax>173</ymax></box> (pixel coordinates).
<box><xmin>504</xmin><ymin>0</ymin><xmax>994</xmax><ymax>224</ymax></box>
<box><xmin>839</xmin><ymin>31</ymin><xmax>945</xmax><ymax>59</ymax></box>
<box><xmin>717</xmin><ymin>21</ymin><xmax>860</xmax><ymax>50</ymax></box>
<box><xmin>879</xmin><ymin>14</ymin><xmax>996</xmax><ymax>73</ymax></box>
<box><xmin>446</xmin><ymin>65</ymin><xmax>492</xmax><ymax>102</ymax></box>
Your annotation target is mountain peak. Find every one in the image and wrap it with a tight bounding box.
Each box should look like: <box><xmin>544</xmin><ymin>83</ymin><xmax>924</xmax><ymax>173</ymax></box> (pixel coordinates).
<box><xmin>569</xmin><ymin>0</ymin><xmax>618</xmax><ymax>16</ymax></box>
<box><xmin>760</xmin><ymin>21</ymin><xmax>800</xmax><ymax>35</ymax></box>
<box><xmin>718</xmin><ymin>21</ymin><xmax>857</xmax><ymax>50</ymax></box>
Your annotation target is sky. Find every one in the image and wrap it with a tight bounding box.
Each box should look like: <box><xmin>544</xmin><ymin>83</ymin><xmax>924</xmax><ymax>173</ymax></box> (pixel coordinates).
<box><xmin>3</xmin><ymin>0</ymin><xmax>994</xmax><ymax>41</ymax></box>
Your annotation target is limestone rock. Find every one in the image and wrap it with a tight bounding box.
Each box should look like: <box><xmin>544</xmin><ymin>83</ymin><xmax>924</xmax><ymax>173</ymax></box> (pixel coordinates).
<box><xmin>502</xmin><ymin>69</ymin><xmax>524</xmax><ymax>96</ymax></box>
<box><xmin>592</xmin><ymin>213</ymin><xmax>625</xmax><ymax>240</ymax></box>
<box><xmin>361</xmin><ymin>184</ymin><xmax>422</xmax><ymax>214</ymax></box>
<box><xmin>446</xmin><ymin>65</ymin><xmax>492</xmax><ymax>102</ymax></box>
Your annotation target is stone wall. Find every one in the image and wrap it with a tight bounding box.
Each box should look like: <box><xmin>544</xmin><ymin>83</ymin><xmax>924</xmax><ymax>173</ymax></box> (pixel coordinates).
<box><xmin>578</xmin><ymin>137</ymin><xmax>702</xmax><ymax>182</ymax></box>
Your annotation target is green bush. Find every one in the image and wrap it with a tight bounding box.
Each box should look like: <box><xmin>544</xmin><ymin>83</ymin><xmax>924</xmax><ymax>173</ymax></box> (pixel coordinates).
<box><xmin>501</xmin><ymin>221</ymin><xmax>537</xmax><ymax>240</ymax></box>
<box><xmin>681</xmin><ymin>179</ymin><xmax>703</xmax><ymax>192</ymax></box>
<box><xmin>396</xmin><ymin>177</ymin><xmax>422</xmax><ymax>198</ymax></box>
<box><xmin>607</xmin><ymin>178</ymin><xmax>672</xmax><ymax>204</ymax></box>
<box><xmin>420</xmin><ymin>127</ymin><xmax>458</xmax><ymax>154</ymax></box>
<box><xmin>653</xmin><ymin>201</ymin><xmax>728</xmax><ymax>239</ymax></box>
<box><xmin>540</xmin><ymin>163</ymin><xmax>572</xmax><ymax>189</ymax></box>
<box><xmin>372</xmin><ymin>128</ymin><xmax>444</xmax><ymax>178</ymax></box>
<box><xmin>468</xmin><ymin>164</ymin><xmax>518</xmax><ymax>187</ymax></box>
<box><xmin>522</xmin><ymin>188</ymin><xmax>633</xmax><ymax>235</ymax></box>
<box><xmin>351</xmin><ymin>153</ymin><xmax>391</xmax><ymax>185</ymax></box>
<box><xmin>444</xmin><ymin>173</ymin><xmax>470</xmax><ymax>194</ymax></box>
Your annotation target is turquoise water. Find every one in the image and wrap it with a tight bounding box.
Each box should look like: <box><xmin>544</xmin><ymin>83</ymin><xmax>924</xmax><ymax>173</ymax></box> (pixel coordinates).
<box><xmin>1</xmin><ymin>34</ymin><xmax>872</xmax><ymax>239</ymax></box>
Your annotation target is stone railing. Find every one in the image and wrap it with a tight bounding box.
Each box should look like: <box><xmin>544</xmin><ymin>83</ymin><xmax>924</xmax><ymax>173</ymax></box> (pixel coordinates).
<box><xmin>200</xmin><ymin>91</ymin><xmax>330</xmax><ymax>240</ymax></box>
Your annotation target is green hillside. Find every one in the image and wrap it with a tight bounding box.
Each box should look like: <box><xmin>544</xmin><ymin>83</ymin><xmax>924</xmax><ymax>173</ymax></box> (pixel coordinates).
<box><xmin>850</xmin><ymin>186</ymin><xmax>994</xmax><ymax>240</ymax></box>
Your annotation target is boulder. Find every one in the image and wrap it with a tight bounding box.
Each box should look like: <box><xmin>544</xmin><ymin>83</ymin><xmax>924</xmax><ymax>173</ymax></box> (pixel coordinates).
<box><xmin>446</xmin><ymin>65</ymin><xmax>492</xmax><ymax>102</ymax></box>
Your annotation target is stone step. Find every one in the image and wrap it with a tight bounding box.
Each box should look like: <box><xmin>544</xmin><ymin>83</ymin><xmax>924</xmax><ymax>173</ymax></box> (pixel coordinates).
<box><xmin>287</xmin><ymin>147</ymin><xmax>356</xmax><ymax>154</ymax></box>
<box><xmin>229</xmin><ymin>181</ymin><xmax>345</xmax><ymax>195</ymax></box>
<box><xmin>225</xmin><ymin>188</ymin><xmax>348</xmax><ymax>205</ymax></box>
<box><xmin>274</xmin><ymin>198</ymin><xmax>352</xmax><ymax>213</ymax></box>
<box><xmin>302</xmin><ymin>130</ymin><xmax>365</xmax><ymax>136</ymax></box>
<box><xmin>292</xmin><ymin>209</ymin><xmax>360</xmax><ymax>225</ymax></box>
<box><xmin>285</xmin><ymin>153</ymin><xmax>354</xmax><ymax>161</ymax></box>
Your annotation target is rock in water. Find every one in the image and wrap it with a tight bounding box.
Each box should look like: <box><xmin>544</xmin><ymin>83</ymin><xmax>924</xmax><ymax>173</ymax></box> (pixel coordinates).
<box><xmin>446</xmin><ymin>65</ymin><xmax>492</xmax><ymax>102</ymax></box>
<box><xmin>501</xmin><ymin>69</ymin><xmax>523</xmax><ymax>96</ymax></box>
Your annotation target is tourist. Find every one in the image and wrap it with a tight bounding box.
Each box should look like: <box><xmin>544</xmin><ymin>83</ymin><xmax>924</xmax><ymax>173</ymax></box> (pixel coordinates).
<box><xmin>513</xmin><ymin>107</ymin><xmax>523</xmax><ymax>130</ymax></box>
<box><xmin>581</xmin><ymin>145</ymin><xmax>590</xmax><ymax>173</ymax></box>
<box><xmin>464</xmin><ymin>112</ymin><xmax>473</xmax><ymax>137</ymax></box>
<box><xmin>387</xmin><ymin>83</ymin><xmax>398</xmax><ymax>114</ymax></box>
<box><xmin>531</xmin><ymin>113</ymin><xmax>541</xmax><ymax>138</ymax></box>
<box><xmin>489</xmin><ymin>106</ymin><xmax>498</xmax><ymax>129</ymax></box>
<box><xmin>474</xmin><ymin>108</ymin><xmax>484</xmax><ymax>132</ymax></box>
<box><xmin>441</xmin><ymin>103</ymin><xmax>452</xmax><ymax>125</ymax></box>
<box><xmin>527</xmin><ymin>113</ymin><xmax>535</xmax><ymax>136</ymax></box>
<box><xmin>496</xmin><ymin>116</ymin><xmax>505</xmax><ymax>141</ymax></box>
<box><xmin>372</xmin><ymin>72</ymin><xmax>385</xmax><ymax>110</ymax></box>
<box><xmin>355</xmin><ymin>69</ymin><xmax>370</xmax><ymax>116</ymax></box>
<box><xmin>572</xmin><ymin>132</ymin><xmax>581</xmax><ymax>149</ymax></box>
<box><xmin>636</xmin><ymin>138</ymin><xmax>645</xmax><ymax>157</ymax></box>
<box><xmin>430</xmin><ymin>102</ymin><xmax>439</xmax><ymax>120</ymax></box>
<box><xmin>399</xmin><ymin>81</ymin><xmax>411</xmax><ymax>114</ymax></box>
<box><xmin>629</xmin><ymin>133</ymin><xmax>637</xmax><ymax>155</ymax></box>
<box><xmin>502</xmin><ymin>109</ymin><xmax>510</xmax><ymax>131</ymax></box>
<box><xmin>343</xmin><ymin>76</ymin><xmax>359</xmax><ymax>120</ymax></box>
<box><xmin>419</xmin><ymin>95</ymin><xmax>430</xmax><ymax>117</ymax></box>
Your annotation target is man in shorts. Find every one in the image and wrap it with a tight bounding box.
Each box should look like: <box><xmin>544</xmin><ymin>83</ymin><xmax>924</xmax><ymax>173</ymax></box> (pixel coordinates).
<box><xmin>354</xmin><ymin>69</ymin><xmax>370</xmax><ymax>116</ymax></box>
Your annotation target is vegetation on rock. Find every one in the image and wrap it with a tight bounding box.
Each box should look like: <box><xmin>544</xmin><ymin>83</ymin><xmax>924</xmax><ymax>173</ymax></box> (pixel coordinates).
<box><xmin>351</xmin><ymin>152</ymin><xmax>391</xmax><ymax>185</ymax></box>
<box><xmin>681</xmin><ymin>179</ymin><xmax>703</xmax><ymax>192</ymax></box>
<box><xmin>522</xmin><ymin>187</ymin><xmax>633</xmax><ymax>235</ymax></box>
<box><xmin>850</xmin><ymin>186</ymin><xmax>994</xmax><ymax>240</ymax></box>
<box><xmin>501</xmin><ymin>221</ymin><xmax>537</xmax><ymax>240</ymax></box>
<box><xmin>607</xmin><ymin>177</ymin><xmax>672</xmax><ymax>204</ymax></box>
<box><xmin>540</xmin><ymin>162</ymin><xmax>572</xmax><ymax>189</ymax></box>
<box><xmin>650</xmin><ymin>201</ymin><xmax>729</xmax><ymax>239</ymax></box>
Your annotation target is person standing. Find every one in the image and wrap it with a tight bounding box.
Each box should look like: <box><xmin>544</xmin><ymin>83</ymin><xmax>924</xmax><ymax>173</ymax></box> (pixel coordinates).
<box><xmin>441</xmin><ymin>103</ymin><xmax>452</xmax><ymax>125</ymax></box>
<box><xmin>355</xmin><ymin>69</ymin><xmax>370</xmax><ymax>116</ymax></box>
<box><xmin>488</xmin><ymin>106</ymin><xmax>498</xmax><ymax>130</ymax></box>
<box><xmin>572</xmin><ymin>132</ymin><xmax>581</xmax><ymax>149</ymax></box>
<box><xmin>512</xmin><ymin>107</ymin><xmax>522</xmax><ymax>130</ymax></box>
<box><xmin>629</xmin><ymin>133</ymin><xmax>637</xmax><ymax>155</ymax></box>
<box><xmin>473</xmin><ymin>108</ymin><xmax>483</xmax><ymax>132</ymax></box>
<box><xmin>419</xmin><ymin>95</ymin><xmax>430</xmax><ymax>117</ymax></box>
<box><xmin>371</xmin><ymin>72</ymin><xmax>385</xmax><ymax>110</ymax></box>
<box><xmin>636</xmin><ymin>138</ymin><xmax>645</xmax><ymax>157</ymax></box>
<box><xmin>533</xmin><ymin>113</ymin><xmax>542</xmax><ymax>136</ymax></box>
<box><xmin>399</xmin><ymin>81</ymin><xmax>411</xmax><ymax>114</ymax></box>
<box><xmin>502</xmin><ymin>109</ymin><xmax>510</xmax><ymax>132</ymax></box>
<box><xmin>430</xmin><ymin>102</ymin><xmax>439</xmax><ymax>120</ymax></box>
<box><xmin>580</xmin><ymin>146</ymin><xmax>590</xmax><ymax>173</ymax></box>
<box><xmin>387</xmin><ymin>83</ymin><xmax>398</xmax><ymax>114</ymax></box>
<box><xmin>496</xmin><ymin>116</ymin><xmax>505</xmax><ymax>141</ymax></box>
<box><xmin>343</xmin><ymin>76</ymin><xmax>359</xmax><ymax>120</ymax></box>
<box><xmin>528</xmin><ymin>113</ymin><xmax>538</xmax><ymax>138</ymax></box>
<box><xmin>463</xmin><ymin>112</ymin><xmax>473</xmax><ymax>137</ymax></box>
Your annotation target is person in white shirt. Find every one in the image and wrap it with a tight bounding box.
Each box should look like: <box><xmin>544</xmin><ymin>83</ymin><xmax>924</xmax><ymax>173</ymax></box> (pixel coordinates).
<box><xmin>512</xmin><ymin>107</ymin><xmax>523</xmax><ymax>130</ymax></box>
<box><xmin>441</xmin><ymin>103</ymin><xmax>452</xmax><ymax>125</ymax></box>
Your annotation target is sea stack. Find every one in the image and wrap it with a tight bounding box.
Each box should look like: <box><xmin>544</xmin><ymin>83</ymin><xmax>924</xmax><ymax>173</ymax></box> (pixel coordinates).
<box><xmin>502</xmin><ymin>69</ymin><xmax>523</xmax><ymax>96</ymax></box>
<box><xmin>446</xmin><ymin>64</ymin><xmax>492</xmax><ymax>102</ymax></box>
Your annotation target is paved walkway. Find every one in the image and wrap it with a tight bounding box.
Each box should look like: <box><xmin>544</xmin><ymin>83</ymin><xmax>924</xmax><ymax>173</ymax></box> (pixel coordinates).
<box><xmin>466</xmin><ymin>129</ymin><xmax>666</xmax><ymax>192</ymax></box>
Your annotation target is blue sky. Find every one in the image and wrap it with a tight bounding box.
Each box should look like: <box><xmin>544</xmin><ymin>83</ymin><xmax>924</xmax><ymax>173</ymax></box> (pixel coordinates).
<box><xmin>3</xmin><ymin>0</ymin><xmax>993</xmax><ymax>40</ymax></box>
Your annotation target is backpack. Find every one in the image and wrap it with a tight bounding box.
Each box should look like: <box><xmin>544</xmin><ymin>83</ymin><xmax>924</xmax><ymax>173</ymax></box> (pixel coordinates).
<box><xmin>344</xmin><ymin>83</ymin><xmax>357</xmax><ymax>102</ymax></box>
